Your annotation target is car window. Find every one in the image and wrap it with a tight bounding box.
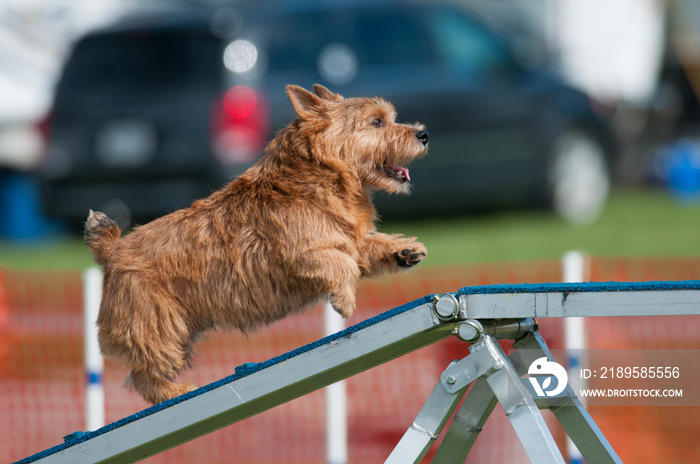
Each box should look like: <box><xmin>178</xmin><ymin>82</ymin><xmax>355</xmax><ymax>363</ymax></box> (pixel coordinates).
<box><xmin>262</xmin><ymin>12</ymin><xmax>338</xmax><ymax>72</ymax></box>
<box><xmin>352</xmin><ymin>10</ymin><xmax>433</xmax><ymax>66</ymax></box>
<box><xmin>428</xmin><ymin>9</ymin><xmax>512</xmax><ymax>75</ymax></box>
<box><xmin>261</xmin><ymin>8</ymin><xmax>433</xmax><ymax>73</ymax></box>
<box><xmin>59</xmin><ymin>31</ymin><xmax>220</xmax><ymax>99</ymax></box>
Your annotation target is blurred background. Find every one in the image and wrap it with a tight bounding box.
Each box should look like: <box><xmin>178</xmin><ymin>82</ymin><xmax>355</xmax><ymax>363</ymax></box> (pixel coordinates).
<box><xmin>1</xmin><ymin>0</ymin><xmax>699</xmax><ymax>463</ymax></box>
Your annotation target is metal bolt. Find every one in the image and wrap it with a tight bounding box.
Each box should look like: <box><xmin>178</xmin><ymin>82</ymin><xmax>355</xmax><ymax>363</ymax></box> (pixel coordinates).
<box><xmin>446</xmin><ymin>376</ymin><xmax>456</xmax><ymax>385</ymax></box>
<box><xmin>457</xmin><ymin>320</ymin><xmax>483</xmax><ymax>342</ymax></box>
<box><xmin>433</xmin><ymin>293</ymin><xmax>460</xmax><ymax>321</ymax></box>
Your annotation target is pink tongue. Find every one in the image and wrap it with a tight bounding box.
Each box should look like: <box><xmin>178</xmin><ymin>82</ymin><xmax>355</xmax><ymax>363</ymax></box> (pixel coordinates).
<box><xmin>394</xmin><ymin>164</ymin><xmax>410</xmax><ymax>181</ymax></box>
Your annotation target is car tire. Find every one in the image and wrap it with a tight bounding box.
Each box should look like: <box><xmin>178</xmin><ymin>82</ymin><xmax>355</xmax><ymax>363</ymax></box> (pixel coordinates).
<box><xmin>548</xmin><ymin>130</ymin><xmax>610</xmax><ymax>224</ymax></box>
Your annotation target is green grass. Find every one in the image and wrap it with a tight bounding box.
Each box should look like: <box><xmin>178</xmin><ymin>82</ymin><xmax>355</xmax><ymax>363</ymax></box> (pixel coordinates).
<box><xmin>0</xmin><ymin>237</ymin><xmax>94</xmax><ymax>270</ymax></box>
<box><xmin>1</xmin><ymin>188</ymin><xmax>699</xmax><ymax>270</ymax></box>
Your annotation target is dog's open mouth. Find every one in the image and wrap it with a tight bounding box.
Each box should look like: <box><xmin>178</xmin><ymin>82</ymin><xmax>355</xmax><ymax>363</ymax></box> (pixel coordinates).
<box><xmin>383</xmin><ymin>162</ymin><xmax>411</xmax><ymax>182</ymax></box>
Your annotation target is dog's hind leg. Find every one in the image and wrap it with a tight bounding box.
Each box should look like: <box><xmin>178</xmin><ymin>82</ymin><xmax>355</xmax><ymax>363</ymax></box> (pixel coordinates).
<box><xmin>100</xmin><ymin>281</ymin><xmax>200</xmax><ymax>404</ymax></box>
<box><xmin>127</xmin><ymin>313</ymin><xmax>201</xmax><ymax>405</ymax></box>
<box><xmin>125</xmin><ymin>332</ymin><xmax>199</xmax><ymax>404</ymax></box>
<box><xmin>127</xmin><ymin>369</ymin><xmax>197</xmax><ymax>405</ymax></box>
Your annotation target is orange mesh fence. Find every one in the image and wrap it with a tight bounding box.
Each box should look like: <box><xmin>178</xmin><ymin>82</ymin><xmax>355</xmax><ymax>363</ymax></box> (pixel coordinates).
<box><xmin>1</xmin><ymin>257</ymin><xmax>698</xmax><ymax>463</ymax></box>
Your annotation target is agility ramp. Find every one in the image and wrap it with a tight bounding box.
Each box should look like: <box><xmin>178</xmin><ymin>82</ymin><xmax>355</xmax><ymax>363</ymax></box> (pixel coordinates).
<box><xmin>15</xmin><ymin>280</ymin><xmax>700</xmax><ymax>464</ymax></box>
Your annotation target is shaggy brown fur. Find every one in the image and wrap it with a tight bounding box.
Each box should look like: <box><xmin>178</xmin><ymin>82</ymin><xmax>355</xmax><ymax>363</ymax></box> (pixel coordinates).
<box><xmin>85</xmin><ymin>85</ymin><xmax>429</xmax><ymax>404</ymax></box>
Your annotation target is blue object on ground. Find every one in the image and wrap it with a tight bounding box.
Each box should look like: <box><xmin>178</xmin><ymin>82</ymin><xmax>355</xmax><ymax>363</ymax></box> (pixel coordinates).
<box><xmin>666</xmin><ymin>141</ymin><xmax>700</xmax><ymax>202</ymax></box>
<box><xmin>0</xmin><ymin>170</ymin><xmax>65</xmax><ymax>241</ymax></box>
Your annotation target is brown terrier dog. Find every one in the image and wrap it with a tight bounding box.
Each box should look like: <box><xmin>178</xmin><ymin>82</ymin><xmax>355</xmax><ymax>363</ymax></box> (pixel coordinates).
<box><xmin>85</xmin><ymin>84</ymin><xmax>429</xmax><ymax>405</ymax></box>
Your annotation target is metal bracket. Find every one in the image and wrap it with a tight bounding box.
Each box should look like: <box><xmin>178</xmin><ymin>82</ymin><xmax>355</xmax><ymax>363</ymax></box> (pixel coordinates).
<box><xmin>439</xmin><ymin>336</ymin><xmax>504</xmax><ymax>394</ymax></box>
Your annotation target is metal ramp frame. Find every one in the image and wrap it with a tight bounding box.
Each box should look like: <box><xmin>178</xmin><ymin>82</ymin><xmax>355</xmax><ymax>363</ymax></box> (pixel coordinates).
<box><xmin>14</xmin><ymin>280</ymin><xmax>700</xmax><ymax>464</ymax></box>
<box><xmin>386</xmin><ymin>320</ymin><xmax>619</xmax><ymax>463</ymax></box>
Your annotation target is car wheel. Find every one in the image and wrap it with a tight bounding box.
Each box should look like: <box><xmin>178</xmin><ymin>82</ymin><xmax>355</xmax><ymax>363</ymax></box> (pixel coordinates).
<box><xmin>548</xmin><ymin>130</ymin><xmax>610</xmax><ymax>224</ymax></box>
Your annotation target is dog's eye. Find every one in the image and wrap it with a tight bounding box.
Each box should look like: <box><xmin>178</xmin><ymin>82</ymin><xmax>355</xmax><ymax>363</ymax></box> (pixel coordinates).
<box><xmin>371</xmin><ymin>118</ymin><xmax>384</xmax><ymax>128</ymax></box>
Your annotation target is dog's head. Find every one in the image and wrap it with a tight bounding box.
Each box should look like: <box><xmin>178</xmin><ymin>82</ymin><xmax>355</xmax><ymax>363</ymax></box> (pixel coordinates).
<box><xmin>286</xmin><ymin>84</ymin><xmax>428</xmax><ymax>195</ymax></box>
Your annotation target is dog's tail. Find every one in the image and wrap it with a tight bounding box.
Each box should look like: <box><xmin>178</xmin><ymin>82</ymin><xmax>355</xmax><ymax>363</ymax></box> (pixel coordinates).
<box><xmin>84</xmin><ymin>210</ymin><xmax>121</xmax><ymax>266</ymax></box>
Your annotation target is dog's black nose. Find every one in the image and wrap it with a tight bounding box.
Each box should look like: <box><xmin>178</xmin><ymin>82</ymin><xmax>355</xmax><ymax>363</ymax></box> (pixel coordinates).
<box><xmin>416</xmin><ymin>130</ymin><xmax>429</xmax><ymax>146</ymax></box>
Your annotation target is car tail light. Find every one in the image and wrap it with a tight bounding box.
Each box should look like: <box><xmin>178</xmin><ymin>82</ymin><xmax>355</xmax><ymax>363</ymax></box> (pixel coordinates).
<box><xmin>211</xmin><ymin>85</ymin><xmax>268</xmax><ymax>165</ymax></box>
<box><xmin>36</xmin><ymin>109</ymin><xmax>52</xmax><ymax>160</ymax></box>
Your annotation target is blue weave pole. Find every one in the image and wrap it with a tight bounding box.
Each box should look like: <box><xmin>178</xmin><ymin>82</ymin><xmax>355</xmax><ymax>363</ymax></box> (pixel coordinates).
<box><xmin>15</xmin><ymin>280</ymin><xmax>700</xmax><ymax>464</ymax></box>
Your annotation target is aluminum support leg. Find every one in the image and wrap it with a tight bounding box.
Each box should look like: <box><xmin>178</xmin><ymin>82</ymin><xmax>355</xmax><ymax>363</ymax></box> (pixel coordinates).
<box><xmin>383</xmin><ymin>378</ymin><xmax>467</xmax><ymax>464</ymax></box>
<box><xmin>512</xmin><ymin>332</ymin><xmax>623</xmax><ymax>464</ymax></box>
<box><xmin>478</xmin><ymin>336</ymin><xmax>566</xmax><ymax>463</ymax></box>
<box><xmin>430</xmin><ymin>377</ymin><xmax>497</xmax><ymax>463</ymax></box>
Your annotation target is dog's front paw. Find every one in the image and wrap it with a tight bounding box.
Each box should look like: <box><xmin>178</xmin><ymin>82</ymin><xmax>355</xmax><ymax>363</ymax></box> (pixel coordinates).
<box><xmin>393</xmin><ymin>245</ymin><xmax>426</xmax><ymax>268</ymax></box>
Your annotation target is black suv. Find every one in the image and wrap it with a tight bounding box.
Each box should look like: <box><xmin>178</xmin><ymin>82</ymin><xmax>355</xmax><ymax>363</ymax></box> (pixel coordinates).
<box><xmin>41</xmin><ymin>1</ymin><xmax>614</xmax><ymax>228</ymax></box>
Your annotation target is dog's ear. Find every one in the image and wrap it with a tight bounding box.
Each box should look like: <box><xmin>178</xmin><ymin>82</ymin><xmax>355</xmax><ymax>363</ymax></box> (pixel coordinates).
<box><xmin>313</xmin><ymin>84</ymin><xmax>343</xmax><ymax>102</ymax></box>
<box><xmin>287</xmin><ymin>85</ymin><xmax>327</xmax><ymax>120</ymax></box>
